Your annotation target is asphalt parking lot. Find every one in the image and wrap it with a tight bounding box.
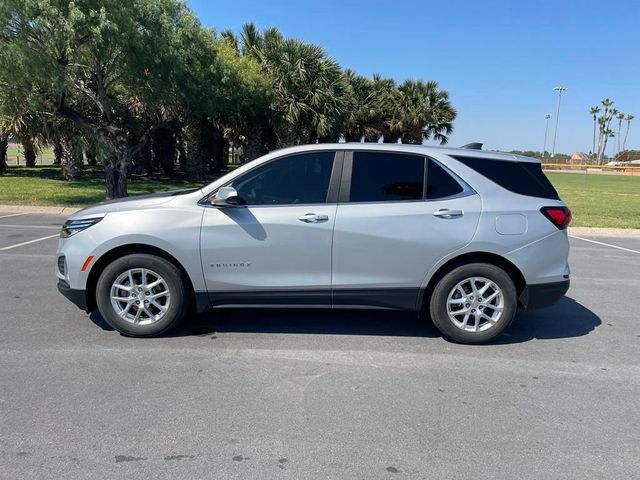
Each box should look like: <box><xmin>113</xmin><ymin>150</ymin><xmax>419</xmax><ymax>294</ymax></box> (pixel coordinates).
<box><xmin>1</xmin><ymin>212</ymin><xmax>639</xmax><ymax>479</ymax></box>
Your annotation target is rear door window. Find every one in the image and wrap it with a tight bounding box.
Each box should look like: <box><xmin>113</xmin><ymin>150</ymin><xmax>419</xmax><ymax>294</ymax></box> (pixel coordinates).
<box><xmin>349</xmin><ymin>152</ymin><xmax>425</xmax><ymax>202</ymax></box>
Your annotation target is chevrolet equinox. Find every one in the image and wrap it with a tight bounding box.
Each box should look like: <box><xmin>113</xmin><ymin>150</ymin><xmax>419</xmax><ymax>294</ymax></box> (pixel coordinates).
<box><xmin>56</xmin><ymin>144</ymin><xmax>571</xmax><ymax>343</ymax></box>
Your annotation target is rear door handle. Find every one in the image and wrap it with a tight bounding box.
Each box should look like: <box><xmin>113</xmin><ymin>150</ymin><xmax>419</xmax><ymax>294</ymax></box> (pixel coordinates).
<box><xmin>433</xmin><ymin>209</ymin><xmax>463</xmax><ymax>218</ymax></box>
<box><xmin>298</xmin><ymin>213</ymin><xmax>329</xmax><ymax>223</ymax></box>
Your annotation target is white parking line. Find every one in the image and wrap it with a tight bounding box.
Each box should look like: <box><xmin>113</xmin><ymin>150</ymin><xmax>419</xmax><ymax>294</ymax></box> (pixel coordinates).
<box><xmin>0</xmin><ymin>234</ymin><xmax>59</xmax><ymax>251</ymax></box>
<box><xmin>0</xmin><ymin>213</ymin><xmax>28</xmax><ymax>219</ymax></box>
<box><xmin>0</xmin><ymin>224</ymin><xmax>61</xmax><ymax>230</ymax></box>
<box><xmin>569</xmin><ymin>235</ymin><xmax>640</xmax><ymax>255</ymax></box>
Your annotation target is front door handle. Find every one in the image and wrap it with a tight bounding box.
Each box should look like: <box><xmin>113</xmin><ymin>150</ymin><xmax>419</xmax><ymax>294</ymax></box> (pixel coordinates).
<box><xmin>433</xmin><ymin>209</ymin><xmax>464</xmax><ymax>218</ymax></box>
<box><xmin>298</xmin><ymin>213</ymin><xmax>329</xmax><ymax>223</ymax></box>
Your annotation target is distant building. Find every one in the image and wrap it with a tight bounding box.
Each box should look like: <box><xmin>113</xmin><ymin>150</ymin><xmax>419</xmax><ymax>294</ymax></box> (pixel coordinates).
<box><xmin>615</xmin><ymin>151</ymin><xmax>629</xmax><ymax>162</ymax></box>
<box><xmin>569</xmin><ymin>152</ymin><xmax>589</xmax><ymax>163</ymax></box>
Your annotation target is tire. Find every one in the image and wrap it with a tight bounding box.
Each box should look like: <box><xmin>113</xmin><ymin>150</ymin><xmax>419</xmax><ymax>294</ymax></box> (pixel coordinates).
<box><xmin>429</xmin><ymin>263</ymin><xmax>517</xmax><ymax>344</ymax></box>
<box><xmin>95</xmin><ymin>254</ymin><xmax>189</xmax><ymax>337</ymax></box>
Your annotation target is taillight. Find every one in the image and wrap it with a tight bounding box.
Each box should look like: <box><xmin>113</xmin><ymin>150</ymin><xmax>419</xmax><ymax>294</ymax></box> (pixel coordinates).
<box><xmin>540</xmin><ymin>206</ymin><xmax>572</xmax><ymax>230</ymax></box>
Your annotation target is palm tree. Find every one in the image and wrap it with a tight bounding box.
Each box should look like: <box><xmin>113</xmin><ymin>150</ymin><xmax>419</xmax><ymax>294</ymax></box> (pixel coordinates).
<box><xmin>369</xmin><ymin>75</ymin><xmax>398</xmax><ymax>143</ymax></box>
<box><xmin>616</xmin><ymin>112</ymin><xmax>625</xmax><ymax>156</ymax></box>
<box><xmin>343</xmin><ymin>70</ymin><xmax>371</xmax><ymax>142</ymax></box>
<box><xmin>239</xmin><ymin>22</ymin><xmax>264</xmax><ymax>57</ymax></box>
<box><xmin>0</xmin><ymin>111</ymin><xmax>43</xmax><ymax>169</ymax></box>
<box><xmin>385</xmin><ymin>80</ymin><xmax>456</xmax><ymax>145</ymax></box>
<box><xmin>589</xmin><ymin>106</ymin><xmax>600</xmax><ymax>160</ymax></box>
<box><xmin>606</xmin><ymin>130</ymin><xmax>615</xmax><ymax>160</ymax></box>
<box><xmin>609</xmin><ymin>108</ymin><xmax>619</xmax><ymax>158</ymax></box>
<box><xmin>597</xmin><ymin>99</ymin><xmax>615</xmax><ymax>164</ymax></box>
<box><xmin>22</xmin><ymin>137</ymin><xmax>37</xmax><ymax>167</ymax></box>
<box><xmin>343</xmin><ymin>72</ymin><xmax>400</xmax><ymax>143</ymax></box>
<box><xmin>247</xmin><ymin>27</ymin><xmax>349</xmax><ymax>144</ymax></box>
<box><xmin>597</xmin><ymin>116</ymin><xmax>606</xmax><ymax>164</ymax></box>
<box><xmin>623</xmin><ymin>114</ymin><xmax>634</xmax><ymax>152</ymax></box>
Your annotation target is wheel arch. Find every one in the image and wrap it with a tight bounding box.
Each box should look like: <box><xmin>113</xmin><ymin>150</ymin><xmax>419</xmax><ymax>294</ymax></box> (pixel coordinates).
<box><xmin>85</xmin><ymin>244</ymin><xmax>197</xmax><ymax>312</ymax></box>
<box><xmin>418</xmin><ymin>251</ymin><xmax>527</xmax><ymax>311</ymax></box>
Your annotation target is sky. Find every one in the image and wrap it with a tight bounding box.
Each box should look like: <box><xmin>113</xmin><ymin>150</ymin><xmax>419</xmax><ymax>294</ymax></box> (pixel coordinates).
<box><xmin>187</xmin><ymin>0</ymin><xmax>640</xmax><ymax>154</ymax></box>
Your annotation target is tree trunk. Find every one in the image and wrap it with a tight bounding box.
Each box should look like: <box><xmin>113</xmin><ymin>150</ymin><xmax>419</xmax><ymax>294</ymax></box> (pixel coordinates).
<box><xmin>184</xmin><ymin>121</ymin><xmax>205</xmax><ymax>181</ymax></box>
<box><xmin>140</xmin><ymin>140</ymin><xmax>152</xmax><ymax>175</ymax></box>
<box><xmin>264</xmin><ymin>125</ymin><xmax>278</xmax><ymax>151</ymax></box>
<box><xmin>0</xmin><ymin>137</ymin><xmax>8</xmax><ymax>174</ymax></box>
<box><xmin>105</xmin><ymin>155</ymin><xmax>129</xmax><ymax>199</ymax></box>
<box><xmin>199</xmin><ymin>116</ymin><xmax>215</xmax><ymax>173</ymax></box>
<box><xmin>598</xmin><ymin>133</ymin><xmax>609</xmax><ymax>164</ymax></box>
<box><xmin>240</xmin><ymin>127</ymin><xmax>268</xmax><ymax>164</ymax></box>
<box><xmin>85</xmin><ymin>142</ymin><xmax>97</xmax><ymax>166</ymax></box>
<box><xmin>211</xmin><ymin>124</ymin><xmax>227</xmax><ymax>173</ymax></box>
<box><xmin>152</xmin><ymin>128</ymin><xmax>176</xmax><ymax>175</ymax></box>
<box><xmin>23</xmin><ymin>139</ymin><xmax>36</xmax><ymax>167</ymax></box>
<box><xmin>53</xmin><ymin>141</ymin><xmax>63</xmax><ymax>165</ymax></box>
<box><xmin>623</xmin><ymin>122</ymin><xmax>631</xmax><ymax>152</ymax></box>
<box><xmin>344</xmin><ymin>132</ymin><xmax>362</xmax><ymax>142</ymax></box>
<box><xmin>591</xmin><ymin>118</ymin><xmax>596</xmax><ymax>162</ymax></box>
<box><xmin>60</xmin><ymin>139</ymin><xmax>82</xmax><ymax>180</ymax></box>
<box><xmin>176</xmin><ymin>134</ymin><xmax>187</xmax><ymax>173</ymax></box>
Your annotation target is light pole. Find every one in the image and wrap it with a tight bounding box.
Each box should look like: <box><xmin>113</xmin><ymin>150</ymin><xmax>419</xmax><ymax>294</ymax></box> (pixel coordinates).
<box><xmin>551</xmin><ymin>86</ymin><xmax>568</xmax><ymax>157</ymax></box>
<box><xmin>543</xmin><ymin>114</ymin><xmax>551</xmax><ymax>158</ymax></box>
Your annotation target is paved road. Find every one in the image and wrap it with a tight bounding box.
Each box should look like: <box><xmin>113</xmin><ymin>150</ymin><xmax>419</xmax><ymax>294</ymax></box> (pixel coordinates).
<box><xmin>1</xmin><ymin>212</ymin><xmax>639</xmax><ymax>479</ymax></box>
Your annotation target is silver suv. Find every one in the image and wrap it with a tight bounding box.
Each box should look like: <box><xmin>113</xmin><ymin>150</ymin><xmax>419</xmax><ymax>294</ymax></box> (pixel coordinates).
<box><xmin>56</xmin><ymin>144</ymin><xmax>571</xmax><ymax>344</ymax></box>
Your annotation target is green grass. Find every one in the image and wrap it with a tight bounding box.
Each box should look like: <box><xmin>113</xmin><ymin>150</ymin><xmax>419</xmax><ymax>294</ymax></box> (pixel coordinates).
<box><xmin>546</xmin><ymin>171</ymin><xmax>640</xmax><ymax>228</ymax></box>
<box><xmin>0</xmin><ymin>166</ymin><xmax>203</xmax><ymax>207</ymax></box>
<box><xmin>0</xmin><ymin>165</ymin><xmax>638</xmax><ymax>228</ymax></box>
<box><xmin>6</xmin><ymin>143</ymin><xmax>55</xmax><ymax>164</ymax></box>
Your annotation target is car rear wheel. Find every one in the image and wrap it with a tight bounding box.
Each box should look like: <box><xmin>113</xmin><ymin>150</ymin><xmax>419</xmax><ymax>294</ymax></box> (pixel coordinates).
<box><xmin>96</xmin><ymin>254</ymin><xmax>188</xmax><ymax>337</ymax></box>
<box><xmin>429</xmin><ymin>263</ymin><xmax>517</xmax><ymax>344</ymax></box>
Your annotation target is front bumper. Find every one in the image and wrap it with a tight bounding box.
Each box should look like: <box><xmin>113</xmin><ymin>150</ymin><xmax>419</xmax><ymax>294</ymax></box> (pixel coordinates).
<box><xmin>57</xmin><ymin>279</ymin><xmax>88</xmax><ymax>312</ymax></box>
<box><xmin>519</xmin><ymin>279</ymin><xmax>570</xmax><ymax>309</ymax></box>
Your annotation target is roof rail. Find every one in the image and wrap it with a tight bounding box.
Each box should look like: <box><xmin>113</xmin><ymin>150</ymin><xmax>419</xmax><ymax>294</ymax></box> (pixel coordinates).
<box><xmin>460</xmin><ymin>142</ymin><xmax>483</xmax><ymax>150</ymax></box>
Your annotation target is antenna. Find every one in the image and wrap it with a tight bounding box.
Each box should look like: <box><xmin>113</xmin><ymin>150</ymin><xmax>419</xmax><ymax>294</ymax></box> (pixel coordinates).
<box><xmin>460</xmin><ymin>142</ymin><xmax>483</xmax><ymax>150</ymax></box>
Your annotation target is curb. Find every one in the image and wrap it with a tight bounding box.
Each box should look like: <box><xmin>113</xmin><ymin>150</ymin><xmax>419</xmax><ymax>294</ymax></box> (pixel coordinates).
<box><xmin>0</xmin><ymin>204</ymin><xmax>83</xmax><ymax>215</ymax></box>
<box><xmin>568</xmin><ymin>227</ymin><xmax>640</xmax><ymax>237</ymax></box>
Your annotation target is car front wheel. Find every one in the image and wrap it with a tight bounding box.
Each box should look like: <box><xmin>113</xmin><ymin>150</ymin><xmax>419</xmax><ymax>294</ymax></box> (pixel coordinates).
<box><xmin>429</xmin><ymin>263</ymin><xmax>517</xmax><ymax>344</ymax></box>
<box><xmin>95</xmin><ymin>254</ymin><xmax>188</xmax><ymax>337</ymax></box>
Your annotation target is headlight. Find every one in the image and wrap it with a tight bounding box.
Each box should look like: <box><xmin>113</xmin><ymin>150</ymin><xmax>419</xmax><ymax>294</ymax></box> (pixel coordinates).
<box><xmin>61</xmin><ymin>217</ymin><xmax>103</xmax><ymax>238</ymax></box>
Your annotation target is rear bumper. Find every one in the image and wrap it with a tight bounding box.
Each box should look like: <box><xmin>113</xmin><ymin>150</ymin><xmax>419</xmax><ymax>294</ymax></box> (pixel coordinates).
<box><xmin>519</xmin><ymin>280</ymin><xmax>569</xmax><ymax>309</ymax></box>
<box><xmin>57</xmin><ymin>279</ymin><xmax>88</xmax><ymax>312</ymax></box>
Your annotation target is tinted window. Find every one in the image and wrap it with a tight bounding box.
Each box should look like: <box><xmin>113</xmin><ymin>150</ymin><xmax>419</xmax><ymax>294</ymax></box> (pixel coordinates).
<box><xmin>349</xmin><ymin>152</ymin><xmax>424</xmax><ymax>202</ymax></box>
<box><xmin>426</xmin><ymin>158</ymin><xmax>464</xmax><ymax>199</ymax></box>
<box><xmin>232</xmin><ymin>152</ymin><xmax>334</xmax><ymax>205</ymax></box>
<box><xmin>452</xmin><ymin>156</ymin><xmax>559</xmax><ymax>200</ymax></box>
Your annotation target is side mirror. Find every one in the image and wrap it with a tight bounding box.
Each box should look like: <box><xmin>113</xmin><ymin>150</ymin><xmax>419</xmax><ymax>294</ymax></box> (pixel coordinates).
<box><xmin>211</xmin><ymin>186</ymin><xmax>241</xmax><ymax>207</ymax></box>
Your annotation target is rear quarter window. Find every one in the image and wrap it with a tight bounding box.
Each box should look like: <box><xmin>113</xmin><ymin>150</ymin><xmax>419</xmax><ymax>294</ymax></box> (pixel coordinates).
<box><xmin>451</xmin><ymin>155</ymin><xmax>559</xmax><ymax>200</ymax></box>
<box><xmin>426</xmin><ymin>158</ymin><xmax>465</xmax><ymax>199</ymax></box>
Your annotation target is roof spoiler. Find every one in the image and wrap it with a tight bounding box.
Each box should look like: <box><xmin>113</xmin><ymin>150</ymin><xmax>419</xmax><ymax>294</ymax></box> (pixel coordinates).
<box><xmin>460</xmin><ymin>142</ymin><xmax>483</xmax><ymax>150</ymax></box>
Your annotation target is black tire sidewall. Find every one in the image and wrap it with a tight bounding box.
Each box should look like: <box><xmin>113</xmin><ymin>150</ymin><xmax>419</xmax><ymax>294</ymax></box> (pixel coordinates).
<box><xmin>95</xmin><ymin>254</ymin><xmax>187</xmax><ymax>337</ymax></box>
<box><xmin>429</xmin><ymin>263</ymin><xmax>517</xmax><ymax>344</ymax></box>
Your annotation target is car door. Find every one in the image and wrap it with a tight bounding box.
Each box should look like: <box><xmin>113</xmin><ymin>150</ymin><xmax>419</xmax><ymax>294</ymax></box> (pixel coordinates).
<box><xmin>200</xmin><ymin>150</ymin><xmax>341</xmax><ymax>306</ymax></box>
<box><xmin>331</xmin><ymin>151</ymin><xmax>481</xmax><ymax>310</ymax></box>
